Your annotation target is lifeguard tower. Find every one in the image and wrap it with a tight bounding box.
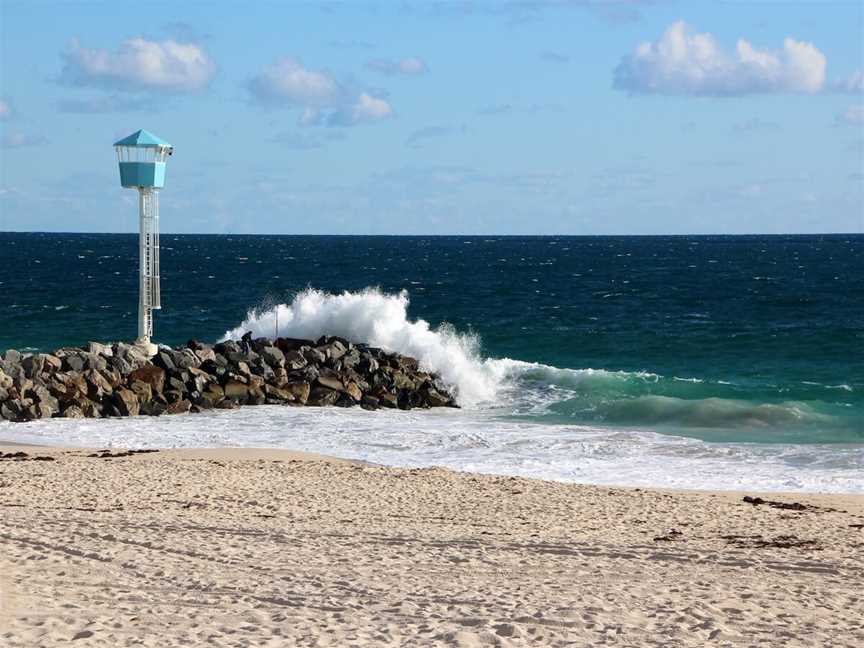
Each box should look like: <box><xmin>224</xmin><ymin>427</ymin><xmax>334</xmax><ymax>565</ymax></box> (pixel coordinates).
<box><xmin>114</xmin><ymin>129</ymin><xmax>173</xmax><ymax>354</ymax></box>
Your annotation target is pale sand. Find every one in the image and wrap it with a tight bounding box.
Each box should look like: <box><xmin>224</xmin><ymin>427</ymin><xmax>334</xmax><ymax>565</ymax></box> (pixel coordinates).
<box><xmin>1</xmin><ymin>444</ymin><xmax>862</xmax><ymax>647</ymax></box>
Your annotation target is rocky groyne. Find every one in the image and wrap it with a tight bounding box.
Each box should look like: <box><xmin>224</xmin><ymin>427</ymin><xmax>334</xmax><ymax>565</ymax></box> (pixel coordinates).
<box><xmin>0</xmin><ymin>336</ymin><xmax>457</xmax><ymax>422</ymax></box>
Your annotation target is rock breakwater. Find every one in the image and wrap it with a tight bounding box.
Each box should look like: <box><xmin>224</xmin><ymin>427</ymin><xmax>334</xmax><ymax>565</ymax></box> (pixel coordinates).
<box><xmin>0</xmin><ymin>336</ymin><xmax>457</xmax><ymax>422</ymax></box>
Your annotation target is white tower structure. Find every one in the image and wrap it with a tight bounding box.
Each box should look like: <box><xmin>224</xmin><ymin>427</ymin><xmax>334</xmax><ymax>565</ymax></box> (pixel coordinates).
<box><xmin>113</xmin><ymin>129</ymin><xmax>173</xmax><ymax>352</ymax></box>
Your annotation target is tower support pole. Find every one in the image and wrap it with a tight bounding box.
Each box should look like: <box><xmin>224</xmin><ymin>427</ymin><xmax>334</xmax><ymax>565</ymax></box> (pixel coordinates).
<box><xmin>137</xmin><ymin>187</ymin><xmax>161</xmax><ymax>348</ymax></box>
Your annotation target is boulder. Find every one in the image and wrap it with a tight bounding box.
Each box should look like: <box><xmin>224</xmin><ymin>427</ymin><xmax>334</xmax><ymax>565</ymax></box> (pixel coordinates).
<box><xmin>301</xmin><ymin>346</ymin><xmax>326</xmax><ymax>365</ymax></box>
<box><xmin>113</xmin><ymin>388</ymin><xmax>140</xmax><ymax>417</ymax></box>
<box><xmin>290</xmin><ymin>365</ymin><xmax>320</xmax><ymax>384</ymax></box>
<box><xmin>12</xmin><ymin>373</ymin><xmax>33</xmax><ymax>393</ymax></box>
<box><xmin>422</xmin><ymin>388</ymin><xmax>453</xmax><ymax>407</ymax></box>
<box><xmin>127</xmin><ymin>365</ymin><xmax>165</xmax><ymax>394</ymax></box>
<box><xmin>320</xmin><ymin>340</ymin><xmax>348</xmax><ymax>362</ymax></box>
<box><xmin>205</xmin><ymin>384</ymin><xmax>225</xmax><ymax>401</ymax></box>
<box><xmin>224</xmin><ymin>380</ymin><xmax>249</xmax><ymax>402</ymax></box>
<box><xmin>284</xmin><ymin>381</ymin><xmax>310</xmax><ymax>405</ymax></box>
<box><xmin>167</xmin><ymin>376</ymin><xmax>186</xmax><ymax>394</ymax></box>
<box><xmin>140</xmin><ymin>400</ymin><xmax>167</xmax><ymax>417</ymax></box>
<box><xmin>61</xmin><ymin>405</ymin><xmax>85</xmax><ymax>419</ymax></box>
<box><xmin>194</xmin><ymin>347</ymin><xmax>216</xmax><ymax>363</ymax></box>
<box><xmin>307</xmin><ymin>387</ymin><xmax>341</xmax><ymax>407</ymax></box>
<box><xmin>276</xmin><ymin>337</ymin><xmax>315</xmax><ymax>353</ymax></box>
<box><xmin>378</xmin><ymin>393</ymin><xmax>398</xmax><ymax>409</ymax></box>
<box><xmin>360</xmin><ymin>395</ymin><xmax>380</xmax><ymax>410</ymax></box>
<box><xmin>52</xmin><ymin>373</ymin><xmax>88</xmax><ymax>403</ymax></box>
<box><xmin>315</xmin><ymin>372</ymin><xmax>344</xmax><ymax>393</ymax></box>
<box><xmin>174</xmin><ymin>349</ymin><xmax>201</xmax><ymax>370</ymax></box>
<box><xmin>165</xmin><ymin>399</ymin><xmax>191</xmax><ymax>415</ymax></box>
<box><xmin>398</xmin><ymin>356</ymin><xmax>419</xmax><ymax>371</ymax></box>
<box><xmin>193</xmin><ymin>393</ymin><xmax>217</xmax><ymax>410</ymax></box>
<box><xmin>283</xmin><ymin>350</ymin><xmax>307</xmax><ymax>371</ymax></box>
<box><xmin>86</xmin><ymin>342</ymin><xmax>113</xmax><ymax>357</ymax></box>
<box><xmin>392</xmin><ymin>372</ymin><xmax>416</xmax><ymax>391</ymax></box>
<box><xmin>84</xmin><ymin>369</ymin><xmax>113</xmax><ymax>400</ymax></box>
<box><xmin>259</xmin><ymin>345</ymin><xmax>285</xmax><ymax>367</ymax></box>
<box><xmin>358</xmin><ymin>355</ymin><xmax>379</xmax><ymax>374</ymax></box>
<box><xmin>78</xmin><ymin>399</ymin><xmax>103</xmax><ymax>418</ymax></box>
<box><xmin>130</xmin><ymin>380</ymin><xmax>153</xmax><ymax>403</ymax></box>
<box><xmin>250</xmin><ymin>337</ymin><xmax>274</xmax><ymax>354</ymax></box>
<box><xmin>247</xmin><ymin>388</ymin><xmax>266</xmax><ymax>405</ymax></box>
<box><xmin>1</xmin><ymin>400</ymin><xmax>23</xmax><ymax>421</ymax></box>
<box><xmin>153</xmin><ymin>350</ymin><xmax>177</xmax><ymax>372</ymax></box>
<box><xmin>115</xmin><ymin>343</ymin><xmax>150</xmax><ymax>369</ymax></box>
<box><xmin>29</xmin><ymin>384</ymin><xmax>59</xmax><ymax>415</ymax></box>
<box><xmin>83</xmin><ymin>352</ymin><xmax>108</xmax><ymax>372</ymax></box>
<box><xmin>163</xmin><ymin>389</ymin><xmax>185</xmax><ymax>404</ymax></box>
<box><xmin>264</xmin><ymin>384</ymin><xmax>294</xmax><ymax>402</ymax></box>
<box><xmin>344</xmin><ymin>382</ymin><xmax>363</xmax><ymax>402</ymax></box>
<box><xmin>21</xmin><ymin>354</ymin><xmax>46</xmax><ymax>379</ymax></box>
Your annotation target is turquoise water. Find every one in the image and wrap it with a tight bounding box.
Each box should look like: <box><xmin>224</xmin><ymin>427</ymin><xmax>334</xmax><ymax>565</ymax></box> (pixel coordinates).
<box><xmin>1</xmin><ymin>233</ymin><xmax>862</xmax><ymax>464</ymax></box>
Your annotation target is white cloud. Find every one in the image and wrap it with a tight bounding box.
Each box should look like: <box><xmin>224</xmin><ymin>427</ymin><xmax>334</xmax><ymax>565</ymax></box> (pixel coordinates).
<box><xmin>247</xmin><ymin>58</ymin><xmax>341</xmax><ymax>106</ymax></box>
<box><xmin>248</xmin><ymin>58</ymin><xmax>393</xmax><ymax>127</ymax></box>
<box><xmin>366</xmin><ymin>57</ymin><xmax>429</xmax><ymax>76</ymax></box>
<box><xmin>614</xmin><ymin>21</ymin><xmax>826</xmax><ymax>96</ymax></box>
<box><xmin>833</xmin><ymin>70</ymin><xmax>864</xmax><ymax>94</ymax></box>
<box><xmin>351</xmin><ymin>92</ymin><xmax>393</xmax><ymax>121</ymax></box>
<box><xmin>0</xmin><ymin>99</ymin><xmax>11</xmax><ymax>120</ymax></box>
<box><xmin>61</xmin><ymin>37</ymin><xmax>215</xmax><ymax>92</ymax></box>
<box><xmin>836</xmin><ymin>105</ymin><xmax>864</xmax><ymax>126</ymax></box>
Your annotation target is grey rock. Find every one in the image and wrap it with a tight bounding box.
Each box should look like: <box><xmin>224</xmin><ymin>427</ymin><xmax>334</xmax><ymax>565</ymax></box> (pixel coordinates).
<box><xmin>86</xmin><ymin>342</ymin><xmax>113</xmax><ymax>357</ymax></box>
<box><xmin>301</xmin><ymin>346</ymin><xmax>326</xmax><ymax>365</ymax></box>
<box><xmin>83</xmin><ymin>352</ymin><xmax>108</xmax><ymax>372</ymax></box>
<box><xmin>260</xmin><ymin>346</ymin><xmax>285</xmax><ymax>368</ymax></box>
<box><xmin>61</xmin><ymin>405</ymin><xmax>86</xmax><ymax>419</ymax></box>
<box><xmin>64</xmin><ymin>354</ymin><xmax>86</xmax><ymax>373</ymax></box>
<box><xmin>320</xmin><ymin>340</ymin><xmax>348</xmax><ymax>362</ymax></box>
<box><xmin>284</xmin><ymin>350</ymin><xmax>307</xmax><ymax>371</ymax></box>
<box><xmin>307</xmin><ymin>387</ymin><xmax>341</xmax><ymax>407</ymax></box>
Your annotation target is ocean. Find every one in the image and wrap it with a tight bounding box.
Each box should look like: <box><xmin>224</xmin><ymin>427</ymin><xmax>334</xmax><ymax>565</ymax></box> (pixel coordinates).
<box><xmin>1</xmin><ymin>232</ymin><xmax>862</xmax><ymax>492</ymax></box>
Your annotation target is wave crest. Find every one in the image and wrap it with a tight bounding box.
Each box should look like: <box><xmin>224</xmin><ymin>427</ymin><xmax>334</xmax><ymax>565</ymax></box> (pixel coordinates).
<box><xmin>221</xmin><ymin>288</ymin><xmax>501</xmax><ymax>406</ymax></box>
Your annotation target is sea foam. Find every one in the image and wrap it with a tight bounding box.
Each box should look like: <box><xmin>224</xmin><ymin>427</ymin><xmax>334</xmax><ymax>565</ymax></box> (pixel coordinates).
<box><xmin>221</xmin><ymin>288</ymin><xmax>504</xmax><ymax>406</ymax></box>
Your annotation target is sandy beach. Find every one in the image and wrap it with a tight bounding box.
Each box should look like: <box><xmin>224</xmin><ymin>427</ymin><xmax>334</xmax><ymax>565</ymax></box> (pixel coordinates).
<box><xmin>1</xmin><ymin>444</ymin><xmax>862</xmax><ymax>647</ymax></box>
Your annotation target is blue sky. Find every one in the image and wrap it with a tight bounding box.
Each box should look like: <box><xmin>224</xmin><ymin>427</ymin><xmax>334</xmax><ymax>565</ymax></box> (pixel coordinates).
<box><xmin>0</xmin><ymin>0</ymin><xmax>862</xmax><ymax>234</ymax></box>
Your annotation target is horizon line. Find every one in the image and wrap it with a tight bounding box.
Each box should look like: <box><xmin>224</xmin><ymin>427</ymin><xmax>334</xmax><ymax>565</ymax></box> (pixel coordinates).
<box><xmin>1</xmin><ymin>231</ymin><xmax>862</xmax><ymax>238</ymax></box>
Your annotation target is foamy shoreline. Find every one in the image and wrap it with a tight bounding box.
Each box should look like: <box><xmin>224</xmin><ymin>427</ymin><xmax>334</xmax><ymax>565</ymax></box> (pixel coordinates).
<box><xmin>2</xmin><ymin>442</ymin><xmax>863</xmax><ymax>646</ymax></box>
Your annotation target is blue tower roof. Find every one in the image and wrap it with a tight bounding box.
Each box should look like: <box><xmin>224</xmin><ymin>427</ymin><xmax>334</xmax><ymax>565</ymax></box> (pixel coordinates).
<box><xmin>113</xmin><ymin>129</ymin><xmax>172</xmax><ymax>148</ymax></box>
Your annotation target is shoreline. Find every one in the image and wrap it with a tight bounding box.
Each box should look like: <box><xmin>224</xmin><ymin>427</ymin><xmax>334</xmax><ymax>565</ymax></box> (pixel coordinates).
<box><xmin>2</xmin><ymin>438</ymin><xmax>862</xmax><ymax>499</ymax></box>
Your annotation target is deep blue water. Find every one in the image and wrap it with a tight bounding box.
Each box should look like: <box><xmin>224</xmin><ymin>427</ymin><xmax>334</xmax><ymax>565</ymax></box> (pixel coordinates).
<box><xmin>1</xmin><ymin>233</ymin><xmax>862</xmax><ymax>446</ymax></box>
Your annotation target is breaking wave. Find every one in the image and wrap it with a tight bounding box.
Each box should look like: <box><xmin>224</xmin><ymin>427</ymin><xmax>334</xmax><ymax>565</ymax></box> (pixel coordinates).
<box><xmin>222</xmin><ymin>288</ymin><xmax>501</xmax><ymax>406</ymax></box>
<box><xmin>222</xmin><ymin>288</ymin><xmax>859</xmax><ymax>442</ymax></box>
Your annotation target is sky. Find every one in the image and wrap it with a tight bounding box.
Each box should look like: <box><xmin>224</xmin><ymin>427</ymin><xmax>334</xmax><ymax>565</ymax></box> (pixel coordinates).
<box><xmin>0</xmin><ymin>0</ymin><xmax>862</xmax><ymax>235</ymax></box>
